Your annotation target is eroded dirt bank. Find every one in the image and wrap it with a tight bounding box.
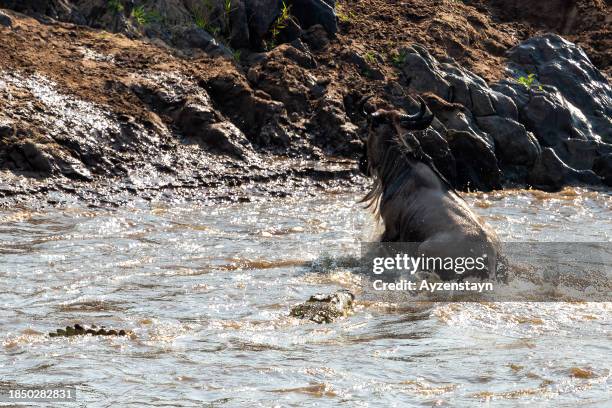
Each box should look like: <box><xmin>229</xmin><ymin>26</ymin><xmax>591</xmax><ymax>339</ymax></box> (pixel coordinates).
<box><xmin>0</xmin><ymin>0</ymin><xmax>610</xmax><ymax>207</ymax></box>
<box><xmin>0</xmin><ymin>10</ymin><xmax>362</xmax><ymax>207</ymax></box>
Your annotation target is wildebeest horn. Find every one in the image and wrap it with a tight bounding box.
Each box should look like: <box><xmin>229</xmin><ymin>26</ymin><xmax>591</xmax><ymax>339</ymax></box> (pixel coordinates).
<box><xmin>398</xmin><ymin>97</ymin><xmax>434</xmax><ymax>130</ymax></box>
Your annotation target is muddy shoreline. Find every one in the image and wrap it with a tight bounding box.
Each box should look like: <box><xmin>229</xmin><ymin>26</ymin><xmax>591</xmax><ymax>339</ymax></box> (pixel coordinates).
<box><xmin>0</xmin><ymin>157</ymin><xmax>365</xmax><ymax>208</ymax></box>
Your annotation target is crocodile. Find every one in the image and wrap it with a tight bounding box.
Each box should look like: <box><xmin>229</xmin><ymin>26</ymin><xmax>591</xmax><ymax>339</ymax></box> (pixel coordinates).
<box><xmin>47</xmin><ymin>292</ymin><xmax>355</xmax><ymax>336</ymax></box>
<box><xmin>48</xmin><ymin>324</ymin><xmax>130</xmax><ymax>337</ymax></box>
<box><xmin>290</xmin><ymin>290</ymin><xmax>355</xmax><ymax>324</ymax></box>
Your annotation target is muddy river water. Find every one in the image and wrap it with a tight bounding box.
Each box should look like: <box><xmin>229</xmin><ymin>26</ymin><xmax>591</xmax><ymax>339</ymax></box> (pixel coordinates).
<box><xmin>1</xmin><ymin>189</ymin><xmax>610</xmax><ymax>407</ymax></box>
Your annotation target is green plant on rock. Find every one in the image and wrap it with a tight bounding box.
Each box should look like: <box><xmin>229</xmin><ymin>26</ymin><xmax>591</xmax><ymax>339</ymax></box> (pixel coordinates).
<box><xmin>267</xmin><ymin>1</ymin><xmax>292</xmax><ymax>50</ymax></box>
<box><xmin>223</xmin><ymin>0</ymin><xmax>233</xmax><ymax>29</ymax></box>
<box><xmin>131</xmin><ymin>5</ymin><xmax>162</xmax><ymax>26</ymax></box>
<box><xmin>132</xmin><ymin>5</ymin><xmax>147</xmax><ymax>24</ymax></box>
<box><xmin>364</xmin><ymin>51</ymin><xmax>377</xmax><ymax>65</ymax></box>
<box><xmin>391</xmin><ymin>49</ymin><xmax>407</xmax><ymax>67</ymax></box>
<box><xmin>195</xmin><ymin>0</ymin><xmax>235</xmax><ymax>39</ymax></box>
<box><xmin>194</xmin><ymin>8</ymin><xmax>219</xmax><ymax>36</ymax></box>
<box><xmin>336</xmin><ymin>2</ymin><xmax>356</xmax><ymax>23</ymax></box>
<box><xmin>516</xmin><ymin>73</ymin><xmax>543</xmax><ymax>91</ymax></box>
<box><xmin>108</xmin><ymin>0</ymin><xmax>124</xmax><ymax>14</ymax></box>
<box><xmin>196</xmin><ymin>17</ymin><xmax>221</xmax><ymax>35</ymax></box>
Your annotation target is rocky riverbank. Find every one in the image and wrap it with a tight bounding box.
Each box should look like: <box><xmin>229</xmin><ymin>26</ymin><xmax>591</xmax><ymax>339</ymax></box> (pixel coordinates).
<box><xmin>0</xmin><ymin>1</ymin><xmax>610</xmax><ymax>207</ymax></box>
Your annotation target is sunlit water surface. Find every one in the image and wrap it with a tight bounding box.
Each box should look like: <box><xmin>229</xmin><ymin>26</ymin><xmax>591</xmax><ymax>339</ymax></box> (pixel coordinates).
<box><xmin>1</xmin><ymin>188</ymin><xmax>610</xmax><ymax>407</ymax></box>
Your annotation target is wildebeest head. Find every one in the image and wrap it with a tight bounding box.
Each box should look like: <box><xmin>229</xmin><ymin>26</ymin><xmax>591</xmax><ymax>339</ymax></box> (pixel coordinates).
<box><xmin>359</xmin><ymin>97</ymin><xmax>434</xmax><ymax>178</ymax></box>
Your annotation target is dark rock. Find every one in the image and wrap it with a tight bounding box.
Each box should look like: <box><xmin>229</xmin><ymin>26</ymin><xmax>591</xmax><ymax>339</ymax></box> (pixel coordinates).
<box><xmin>528</xmin><ymin>150</ymin><xmax>567</xmax><ymax>191</ymax></box>
<box><xmin>593</xmin><ymin>154</ymin><xmax>612</xmax><ymax>186</ymax></box>
<box><xmin>277</xmin><ymin>17</ymin><xmax>303</xmax><ymax>44</ymax></box>
<box><xmin>424</xmin><ymin>94</ymin><xmax>493</xmax><ymax>147</ymax></box>
<box><xmin>506</xmin><ymin>34</ymin><xmax>612</xmax><ymax>143</ymax></box>
<box><xmin>446</xmin><ymin>130</ymin><xmax>502</xmax><ymax>191</ymax></box>
<box><xmin>528</xmin><ymin>148</ymin><xmax>602</xmax><ymax>191</ymax></box>
<box><xmin>229</xmin><ymin>0</ymin><xmax>250</xmax><ymax>49</ymax></box>
<box><xmin>470</xmin><ymin>87</ymin><xmax>496</xmax><ymax>116</ymax></box>
<box><xmin>397</xmin><ymin>36</ymin><xmax>611</xmax><ymax>190</ymax></box>
<box><xmin>291</xmin><ymin>0</ymin><xmax>338</xmax><ymax>36</ymax></box>
<box><xmin>489</xmin><ymin>91</ymin><xmax>519</xmax><ymax>120</ymax></box>
<box><xmin>0</xmin><ymin>0</ymin><xmax>68</xmax><ymax>18</ymax></box>
<box><xmin>0</xmin><ymin>10</ymin><xmax>12</xmax><ymax>27</ymax></box>
<box><xmin>519</xmin><ymin>90</ymin><xmax>593</xmax><ymax>147</ymax></box>
<box><xmin>415</xmin><ymin>127</ymin><xmax>457</xmax><ymax>185</ymax></box>
<box><xmin>25</xmin><ymin>141</ymin><xmax>95</xmax><ymax>182</ymax></box>
<box><xmin>290</xmin><ymin>290</ymin><xmax>354</xmax><ymax>324</ymax></box>
<box><xmin>245</xmin><ymin>0</ymin><xmax>283</xmax><ymax>39</ymax></box>
<box><xmin>399</xmin><ymin>46</ymin><xmax>451</xmax><ymax>99</ymax></box>
<box><xmin>171</xmin><ymin>27</ymin><xmax>232</xmax><ymax>57</ymax></box>
<box><xmin>555</xmin><ymin>139</ymin><xmax>612</xmax><ymax>171</ymax></box>
<box><xmin>0</xmin><ymin>0</ymin><xmax>338</xmax><ymax>55</ymax></box>
<box><xmin>492</xmin><ymin>80</ymin><xmax>530</xmax><ymax>110</ymax></box>
<box><xmin>440</xmin><ymin>62</ymin><xmax>491</xmax><ymax>114</ymax></box>
<box><xmin>476</xmin><ymin>116</ymin><xmax>540</xmax><ymax>167</ymax></box>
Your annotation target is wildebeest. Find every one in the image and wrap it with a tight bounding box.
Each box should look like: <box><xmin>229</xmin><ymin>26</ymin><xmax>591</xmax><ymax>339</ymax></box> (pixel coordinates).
<box><xmin>360</xmin><ymin>97</ymin><xmax>506</xmax><ymax>281</ymax></box>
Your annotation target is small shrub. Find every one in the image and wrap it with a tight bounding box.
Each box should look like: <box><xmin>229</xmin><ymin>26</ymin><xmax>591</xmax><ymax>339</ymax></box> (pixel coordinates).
<box><xmin>108</xmin><ymin>0</ymin><xmax>124</xmax><ymax>13</ymax></box>
<box><xmin>195</xmin><ymin>0</ymin><xmax>235</xmax><ymax>39</ymax></box>
<box><xmin>194</xmin><ymin>12</ymin><xmax>220</xmax><ymax>36</ymax></box>
<box><xmin>336</xmin><ymin>2</ymin><xmax>356</xmax><ymax>23</ymax></box>
<box><xmin>391</xmin><ymin>50</ymin><xmax>407</xmax><ymax>67</ymax></box>
<box><xmin>224</xmin><ymin>0</ymin><xmax>233</xmax><ymax>28</ymax></box>
<box><xmin>132</xmin><ymin>5</ymin><xmax>147</xmax><ymax>25</ymax></box>
<box><xmin>364</xmin><ymin>51</ymin><xmax>377</xmax><ymax>65</ymax></box>
<box><xmin>131</xmin><ymin>6</ymin><xmax>162</xmax><ymax>26</ymax></box>
<box><xmin>267</xmin><ymin>1</ymin><xmax>292</xmax><ymax>50</ymax></box>
<box><xmin>516</xmin><ymin>73</ymin><xmax>543</xmax><ymax>91</ymax></box>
